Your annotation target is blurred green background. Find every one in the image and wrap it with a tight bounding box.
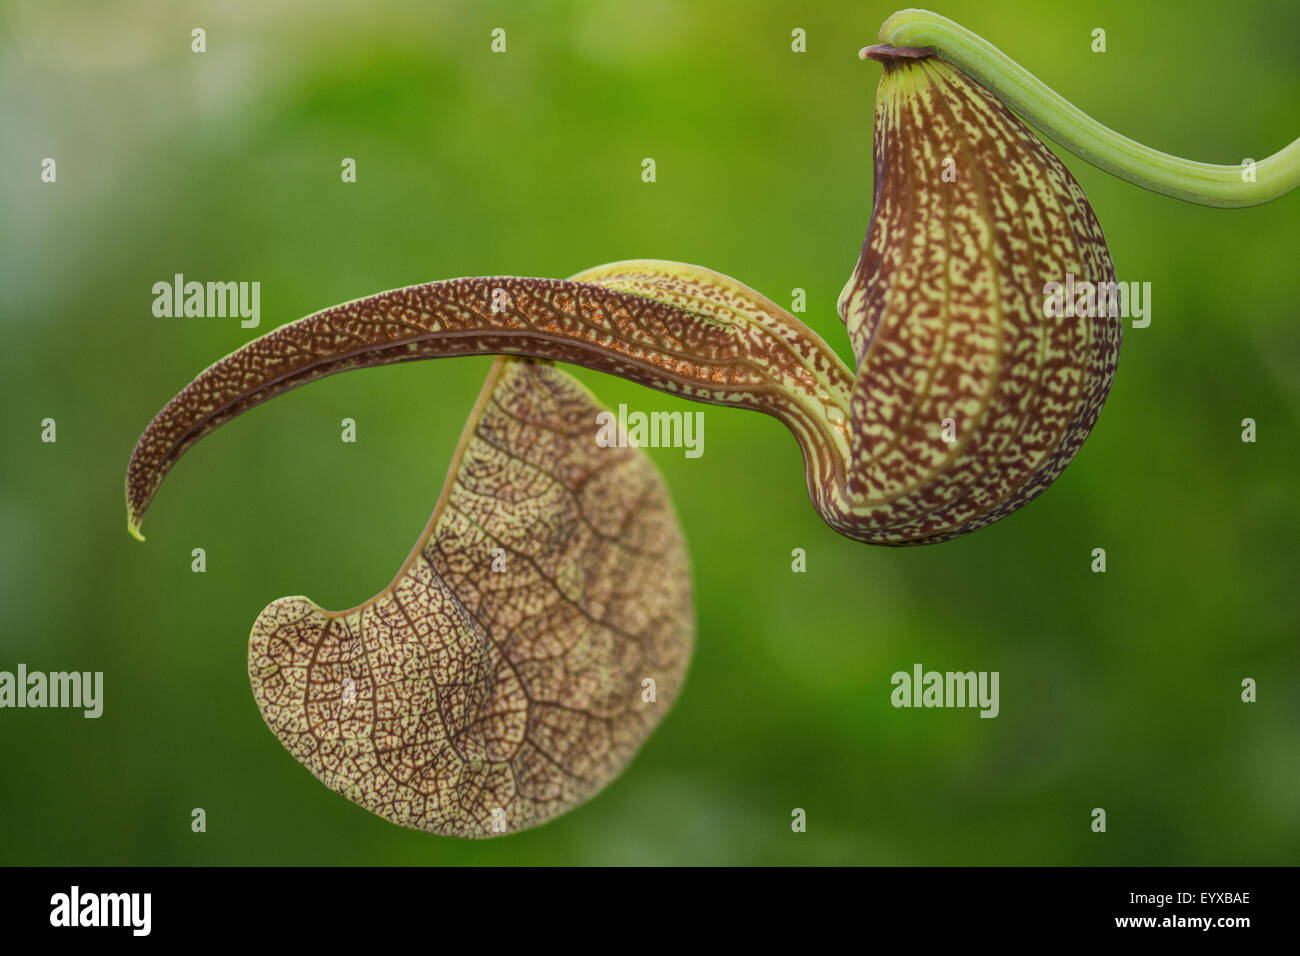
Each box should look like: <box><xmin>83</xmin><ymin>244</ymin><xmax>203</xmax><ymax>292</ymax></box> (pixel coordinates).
<box><xmin>1</xmin><ymin>0</ymin><xmax>1297</xmax><ymax>865</ymax></box>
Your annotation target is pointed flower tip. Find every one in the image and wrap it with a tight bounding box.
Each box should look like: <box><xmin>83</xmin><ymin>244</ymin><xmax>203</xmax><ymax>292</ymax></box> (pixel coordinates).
<box><xmin>127</xmin><ymin>512</ymin><xmax>146</xmax><ymax>542</ymax></box>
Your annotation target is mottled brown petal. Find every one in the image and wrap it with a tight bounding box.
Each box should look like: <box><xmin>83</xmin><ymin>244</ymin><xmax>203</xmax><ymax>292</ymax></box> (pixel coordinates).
<box><xmin>248</xmin><ymin>358</ymin><xmax>692</xmax><ymax>837</ymax></box>
<box><xmin>124</xmin><ymin>269</ymin><xmax>855</xmax><ymax>543</ymax></box>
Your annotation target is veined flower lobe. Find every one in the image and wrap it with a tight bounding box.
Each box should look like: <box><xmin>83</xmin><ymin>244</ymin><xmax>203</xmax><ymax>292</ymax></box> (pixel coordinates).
<box><xmin>835</xmin><ymin>45</ymin><xmax>1121</xmax><ymax>543</ymax></box>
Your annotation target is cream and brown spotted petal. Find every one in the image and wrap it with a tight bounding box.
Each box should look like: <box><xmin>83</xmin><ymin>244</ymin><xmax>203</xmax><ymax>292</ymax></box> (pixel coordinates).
<box><xmin>248</xmin><ymin>358</ymin><xmax>693</xmax><ymax>838</ymax></box>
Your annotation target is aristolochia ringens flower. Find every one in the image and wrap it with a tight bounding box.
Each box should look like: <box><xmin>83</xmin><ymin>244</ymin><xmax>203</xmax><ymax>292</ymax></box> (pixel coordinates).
<box><xmin>125</xmin><ymin>11</ymin><xmax>1298</xmax><ymax>835</ymax></box>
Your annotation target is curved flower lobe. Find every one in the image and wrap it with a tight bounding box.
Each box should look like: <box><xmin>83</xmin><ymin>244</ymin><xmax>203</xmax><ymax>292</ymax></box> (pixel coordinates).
<box><xmin>250</xmin><ymin>359</ymin><xmax>693</xmax><ymax>837</ymax></box>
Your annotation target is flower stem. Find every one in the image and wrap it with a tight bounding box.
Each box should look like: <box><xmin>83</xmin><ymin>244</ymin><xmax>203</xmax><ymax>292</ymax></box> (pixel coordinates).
<box><xmin>873</xmin><ymin>9</ymin><xmax>1300</xmax><ymax>208</ymax></box>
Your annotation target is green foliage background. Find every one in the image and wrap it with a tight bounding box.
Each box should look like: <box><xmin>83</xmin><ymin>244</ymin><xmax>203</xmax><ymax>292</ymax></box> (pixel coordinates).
<box><xmin>1</xmin><ymin>0</ymin><xmax>1297</xmax><ymax>865</ymax></box>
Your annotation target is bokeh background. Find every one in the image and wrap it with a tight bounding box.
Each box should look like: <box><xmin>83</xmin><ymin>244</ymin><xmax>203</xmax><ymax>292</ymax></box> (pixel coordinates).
<box><xmin>1</xmin><ymin>0</ymin><xmax>1297</xmax><ymax>865</ymax></box>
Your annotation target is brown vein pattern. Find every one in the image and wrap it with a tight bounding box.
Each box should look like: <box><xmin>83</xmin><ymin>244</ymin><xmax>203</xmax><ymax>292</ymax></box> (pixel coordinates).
<box><xmin>248</xmin><ymin>359</ymin><xmax>692</xmax><ymax>837</ymax></box>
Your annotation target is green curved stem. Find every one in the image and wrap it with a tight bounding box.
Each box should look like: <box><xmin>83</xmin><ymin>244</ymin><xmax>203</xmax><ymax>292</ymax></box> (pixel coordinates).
<box><xmin>874</xmin><ymin>9</ymin><xmax>1300</xmax><ymax>208</ymax></box>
